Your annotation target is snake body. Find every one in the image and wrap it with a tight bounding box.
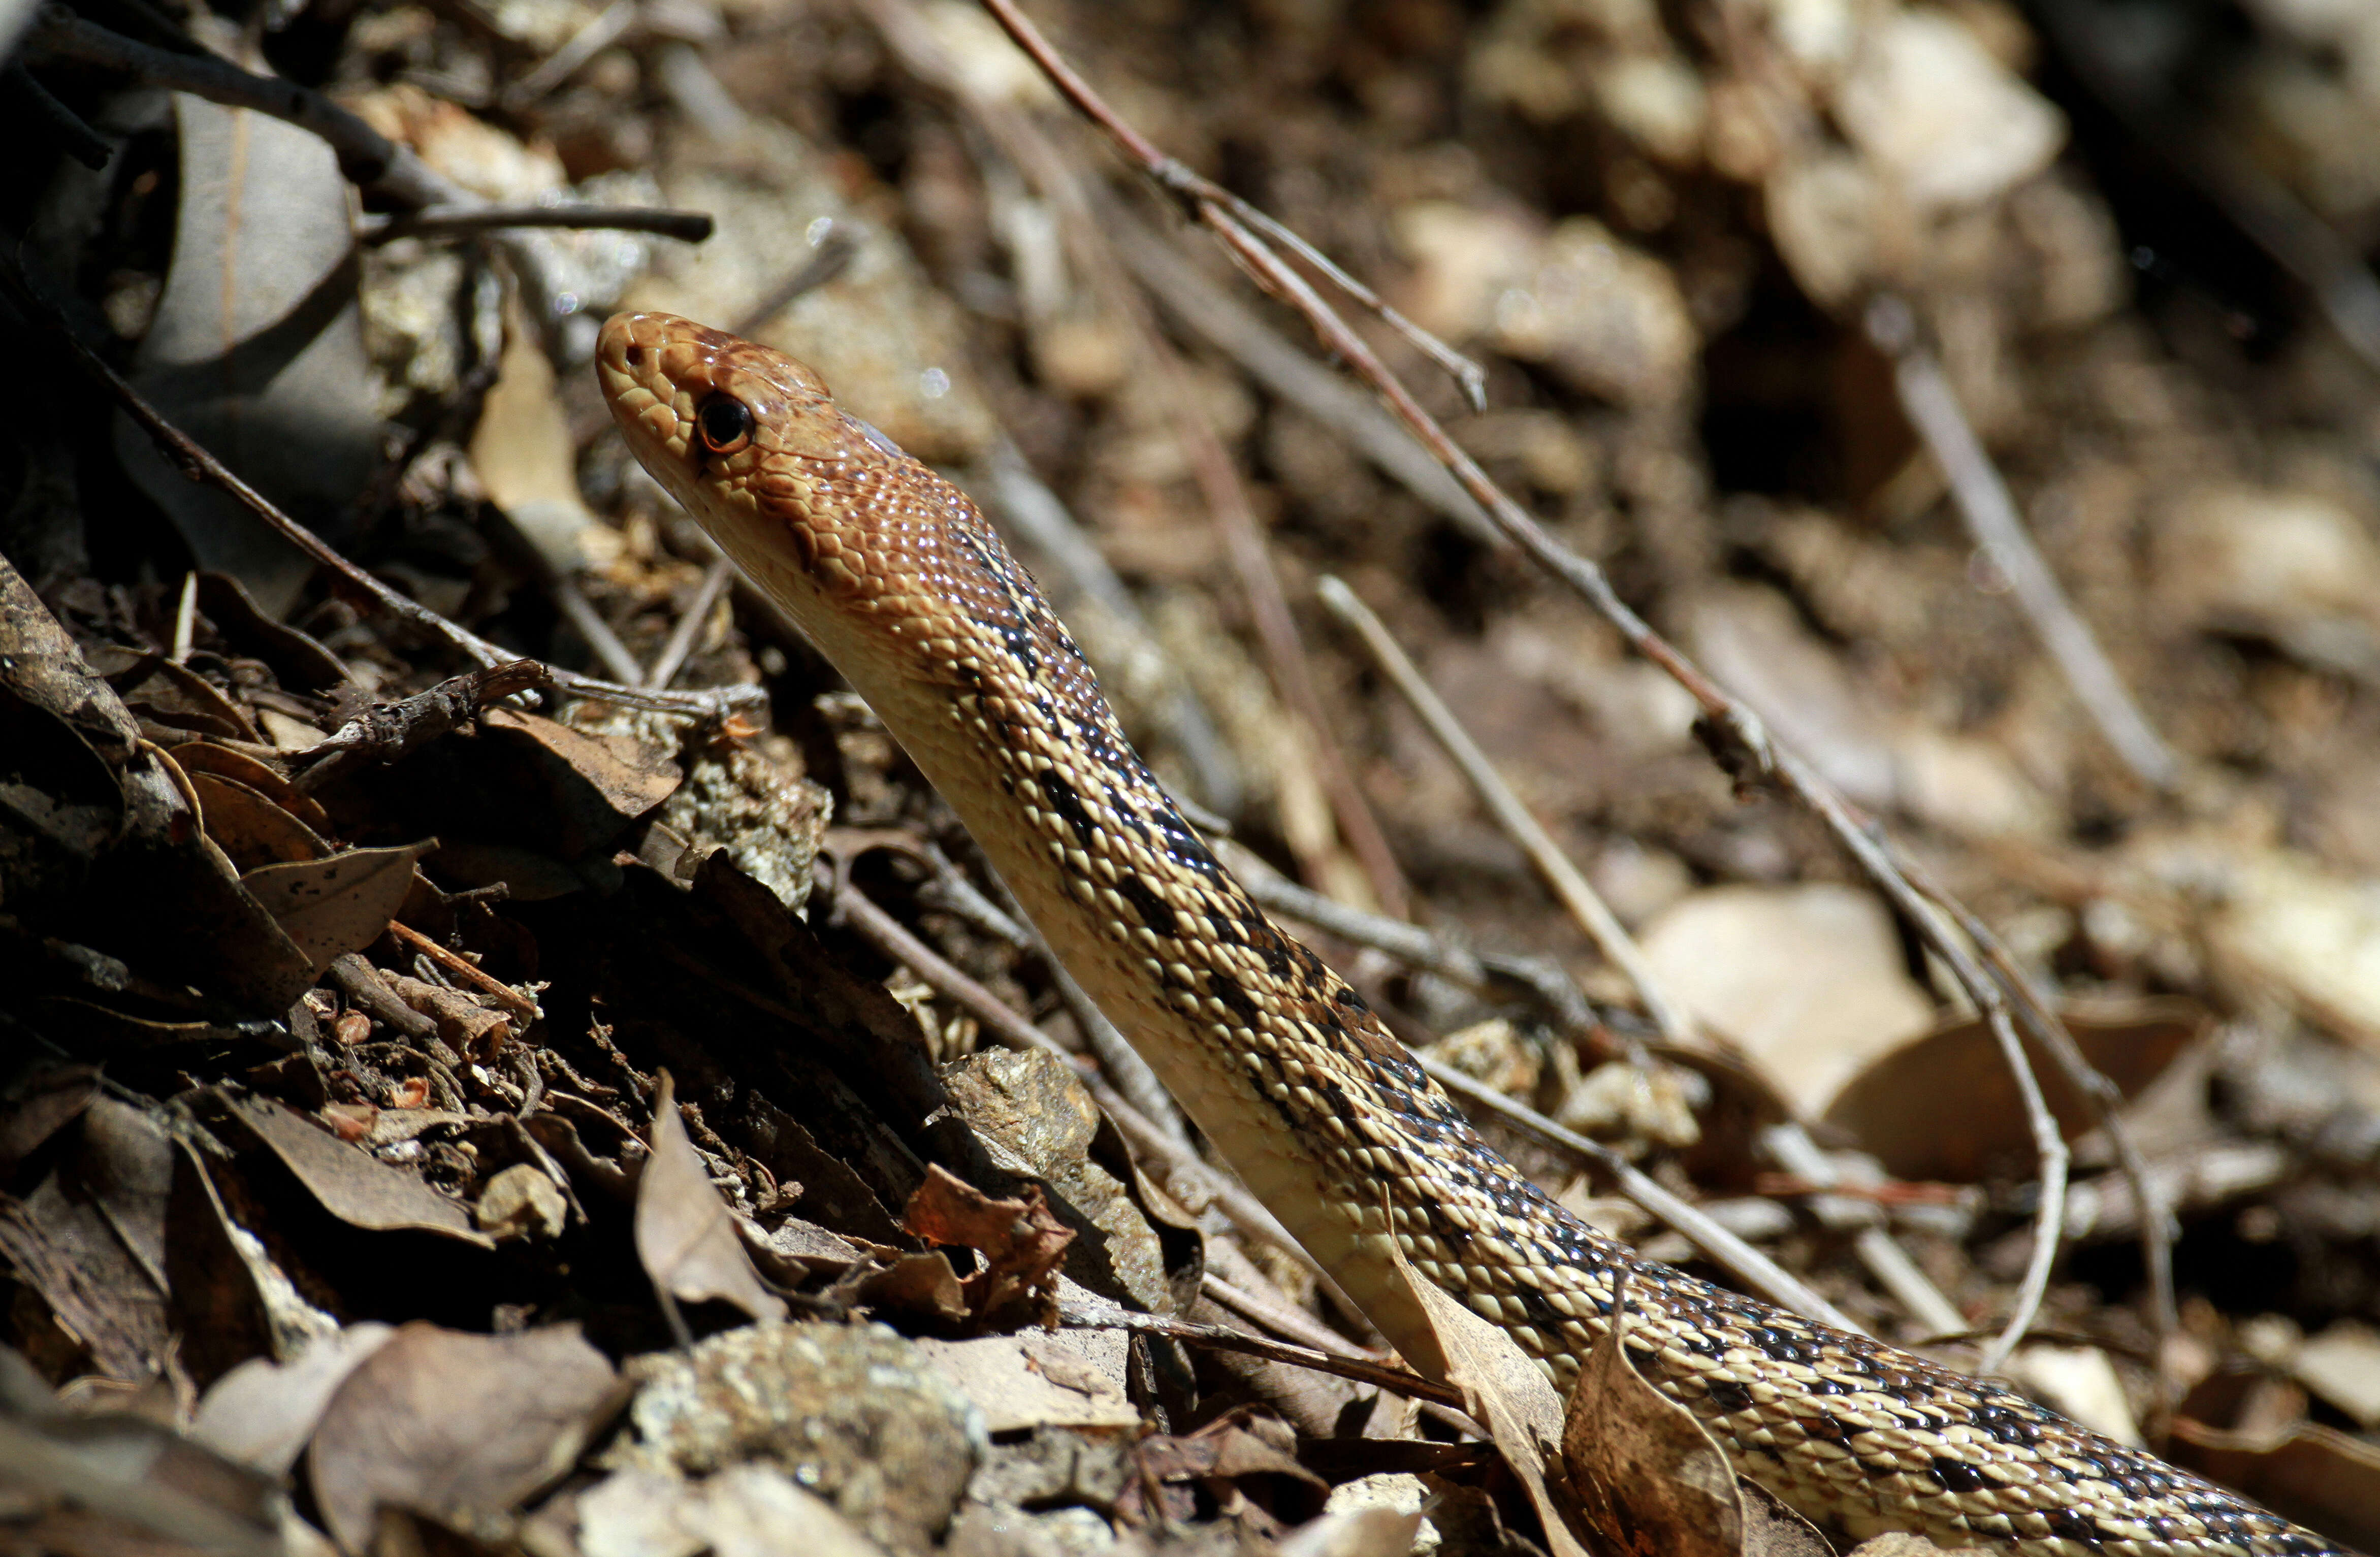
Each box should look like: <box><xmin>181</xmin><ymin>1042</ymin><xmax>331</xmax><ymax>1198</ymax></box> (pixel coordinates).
<box><xmin>598</xmin><ymin>311</ymin><xmax>2346</xmax><ymax>1557</ymax></box>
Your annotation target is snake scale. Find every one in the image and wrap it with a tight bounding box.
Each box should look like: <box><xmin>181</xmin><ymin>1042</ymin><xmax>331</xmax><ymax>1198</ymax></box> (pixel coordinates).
<box><xmin>597</xmin><ymin>310</ymin><xmax>2349</xmax><ymax>1557</ymax></box>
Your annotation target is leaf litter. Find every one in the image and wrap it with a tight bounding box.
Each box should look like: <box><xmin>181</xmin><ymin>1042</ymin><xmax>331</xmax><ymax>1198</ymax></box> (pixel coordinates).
<box><xmin>9</xmin><ymin>1</ymin><xmax>2380</xmax><ymax>1555</ymax></box>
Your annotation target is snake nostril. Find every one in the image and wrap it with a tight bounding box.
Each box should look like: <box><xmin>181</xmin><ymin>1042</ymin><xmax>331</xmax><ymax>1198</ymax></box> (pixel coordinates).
<box><xmin>625</xmin><ymin>344</ymin><xmax>647</xmax><ymax>367</ymax></box>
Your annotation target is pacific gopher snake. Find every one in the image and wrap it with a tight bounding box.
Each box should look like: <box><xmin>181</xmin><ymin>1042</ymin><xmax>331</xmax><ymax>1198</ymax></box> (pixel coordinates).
<box><xmin>597</xmin><ymin>310</ymin><xmax>2348</xmax><ymax>1557</ymax></box>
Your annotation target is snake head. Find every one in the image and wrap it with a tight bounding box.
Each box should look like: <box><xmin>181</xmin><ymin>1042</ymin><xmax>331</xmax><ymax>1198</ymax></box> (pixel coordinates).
<box><xmin>596</xmin><ymin>311</ymin><xmax>963</xmax><ymax>625</ymax></box>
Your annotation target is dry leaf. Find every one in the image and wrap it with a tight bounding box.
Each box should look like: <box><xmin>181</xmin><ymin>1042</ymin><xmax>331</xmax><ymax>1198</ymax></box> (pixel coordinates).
<box><xmin>910</xmin><ymin>1335</ymin><xmax>1138</xmax><ymax>1434</ymax></box>
<box><xmin>308</xmin><ymin>1321</ymin><xmax>625</xmax><ymax>1552</ymax></box>
<box><xmin>113</xmin><ymin>91</ymin><xmax>381</xmax><ymax>613</ymax></box>
<box><xmin>1559</xmin><ymin>1270</ymin><xmax>1742</xmax><ymax>1557</ymax></box>
<box><xmin>634</xmin><ymin>1071</ymin><xmax>788</xmax><ymax>1325</ymax></box>
<box><xmin>1821</xmin><ymin>998</ymin><xmax>2207</xmax><ymax>1181</ymax></box>
<box><xmin>1276</xmin><ymin>1507</ymin><xmax>1428</xmax><ymax>1557</ymax></box>
<box><xmin>899</xmin><ymin>1163</ymin><xmax>1072</xmax><ymax>1327</ymax></box>
<box><xmin>240</xmin><ymin>843</ymin><xmax>434</xmax><ymax>978</ymax></box>
<box><xmin>190</xmin><ymin>1322</ymin><xmax>398</xmax><ymax>1477</ymax></box>
<box><xmin>192</xmin><ymin>770</ymin><xmax>332</xmax><ymax>869</ymax></box>
<box><xmin>224</xmin><ymin>1092</ymin><xmax>491</xmax><ymax>1246</ymax></box>
<box><xmin>1382</xmin><ymin>1232</ymin><xmax>1587</xmax><ymax>1557</ymax></box>
<box><xmin>0</xmin><ymin>1345</ymin><xmax>288</xmax><ymax>1557</ymax></box>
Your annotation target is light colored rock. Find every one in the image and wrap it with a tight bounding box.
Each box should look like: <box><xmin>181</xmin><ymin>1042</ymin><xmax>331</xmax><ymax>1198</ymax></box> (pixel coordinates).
<box><xmin>1834</xmin><ymin>10</ymin><xmax>2066</xmax><ymax>212</ymax></box>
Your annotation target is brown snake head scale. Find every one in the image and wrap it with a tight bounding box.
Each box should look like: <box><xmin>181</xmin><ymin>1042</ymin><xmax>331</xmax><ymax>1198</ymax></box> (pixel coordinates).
<box><xmin>599</xmin><ymin>310</ymin><xmax>2353</xmax><ymax>1557</ymax></box>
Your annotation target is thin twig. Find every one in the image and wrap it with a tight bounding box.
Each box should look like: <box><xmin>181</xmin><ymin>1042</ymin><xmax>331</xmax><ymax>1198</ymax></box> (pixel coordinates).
<box><xmin>24</xmin><ymin>6</ymin><xmax>453</xmax><ymax>206</ymax></box>
<box><xmin>1759</xmin><ymin>1123</ymin><xmax>1965</xmax><ymax>1339</ymax></box>
<box><xmin>826</xmin><ymin>871</ymin><xmax>1068</xmax><ymax>1059</ymax></box>
<box><xmin>1414</xmin><ymin>1054</ymin><xmax>1864</xmax><ymax>1336</ymax></box>
<box><xmin>366</xmin><ymin>204</ymin><xmax>714</xmax><ymax>244</ymax></box>
<box><xmin>970</xmin><ymin>0</ymin><xmax>1484</xmax><ymax>408</ymax></box>
<box><xmin>644</xmin><ymin>559</ymin><xmax>736</xmax><ymax>689</ymax></box>
<box><xmin>500</xmin><ymin>0</ymin><xmax>635</xmax><ymax>106</ymax></box>
<box><xmin>1203</xmin><ymin>1271</ymin><xmax>1371</xmax><ymax>1360</ymax></box>
<box><xmin>1218</xmin><ymin>839</ymin><xmax>1598</xmax><ymax>1032</ymax></box>
<box><xmin>1317</xmin><ymin>575</ymin><xmax>1690</xmax><ymax>1043</ymax></box>
<box><xmin>1902</xmin><ymin>858</ymin><xmax>2176</xmax><ymax>1344</ymax></box>
<box><xmin>1972</xmin><ymin>1005</ymin><xmax>2069</xmax><ymax>1374</ymax></box>
<box><xmin>1057</xmin><ymin>1295</ymin><xmax>1464</xmax><ymax>1411</ymax></box>
<box><xmin>1864</xmin><ymin>296</ymin><xmax>2177</xmax><ymax>793</ymax></box>
<box><xmin>1108</xmin><ymin>211</ymin><xmax>1498</xmax><ymax>546</ymax></box>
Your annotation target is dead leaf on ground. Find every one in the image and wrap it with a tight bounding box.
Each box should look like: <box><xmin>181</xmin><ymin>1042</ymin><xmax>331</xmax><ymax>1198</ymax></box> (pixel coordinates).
<box><xmin>1134</xmin><ymin>1406</ymin><xmax>1329</xmax><ymax>1534</ymax></box>
<box><xmin>240</xmin><ymin>842</ymin><xmax>435</xmax><ymax>979</ymax></box>
<box><xmin>0</xmin><ymin>1064</ymin><xmax>101</xmax><ymax>1177</ymax></box>
<box><xmin>169</xmin><ymin>740</ymin><xmax>336</xmax><ymax>833</ymax></box>
<box><xmin>382</xmin><ymin>971</ymin><xmax>513</xmax><ymax>1054</ymax></box>
<box><xmin>2169</xmin><ymin>1370</ymin><xmax>2380</xmax><ymax>1552</ymax></box>
<box><xmin>193</xmin><ymin>770</ymin><xmax>333</xmax><ymax>868</ymax></box>
<box><xmin>475</xmin><ymin>1162</ymin><xmax>567</xmax><ymax>1242</ymax></box>
<box><xmin>1821</xmin><ymin>997</ymin><xmax>2208</xmax><ymax>1182</ymax></box>
<box><xmin>910</xmin><ymin>1335</ymin><xmax>1138</xmax><ymax>1435</ymax></box>
<box><xmin>1845</xmin><ymin>1536</ymin><xmax>1991</xmax><ymax>1557</ymax></box>
<box><xmin>572</xmin><ymin>1463</ymin><xmax>894</xmax><ymax>1557</ymax></box>
<box><xmin>481</xmin><ymin>708</ymin><xmax>683</xmax><ymax>846</ymax></box>
<box><xmin>0</xmin><ymin>1344</ymin><xmax>290</xmax><ymax>1557</ymax></box>
<box><xmin>307</xmin><ymin>1321</ymin><xmax>625</xmax><ymax>1552</ymax></box>
<box><xmin>1558</xmin><ymin>1268</ymin><xmax>1742</xmax><ymax>1557</ymax></box>
<box><xmin>634</xmin><ymin>1071</ymin><xmax>789</xmax><ymax>1325</ymax></box>
<box><xmin>899</xmin><ymin>1163</ymin><xmax>1072</xmax><ymax>1328</ymax></box>
<box><xmin>1382</xmin><ymin>1232</ymin><xmax>1586</xmax><ymax>1557</ymax></box>
<box><xmin>87</xmin><ymin>647</ymin><xmax>264</xmax><ymax>744</ymax></box>
<box><xmin>113</xmin><ymin>91</ymin><xmax>382</xmax><ymax>613</ymax></box>
<box><xmin>221</xmin><ymin>1092</ymin><xmax>492</xmax><ymax>1247</ymax></box>
<box><xmin>190</xmin><ymin>1322</ymin><xmax>398</xmax><ymax>1477</ymax></box>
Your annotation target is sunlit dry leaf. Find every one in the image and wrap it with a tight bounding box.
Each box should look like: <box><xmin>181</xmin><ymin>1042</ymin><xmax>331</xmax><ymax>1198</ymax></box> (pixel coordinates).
<box><xmin>848</xmin><ymin>1250</ymin><xmax>970</xmax><ymax>1327</ymax></box>
<box><xmin>634</xmin><ymin>1072</ymin><xmax>788</xmax><ymax>1325</ymax></box>
<box><xmin>1846</xmin><ymin>1534</ymin><xmax>1991</xmax><ymax>1557</ymax></box>
<box><xmin>1638</xmin><ymin>875</ymin><xmax>1934</xmax><ymax>1118</ymax></box>
<box><xmin>469</xmin><ymin>300</ymin><xmax>603</xmax><ymax>573</ymax></box>
<box><xmin>899</xmin><ymin>1163</ymin><xmax>1071</xmax><ymax>1327</ymax></box>
<box><xmin>308</xmin><ymin>1322</ymin><xmax>625</xmax><ymax>1553</ymax></box>
<box><xmin>240</xmin><ymin>844</ymin><xmax>433</xmax><ymax>979</ymax></box>
<box><xmin>1742</xmin><ymin>1481</ymin><xmax>1834</xmax><ymax>1557</ymax></box>
<box><xmin>911</xmin><ymin>1336</ymin><xmax>1139</xmax><ymax>1434</ymax></box>
<box><xmin>1382</xmin><ymin>1234</ymin><xmax>1586</xmax><ymax>1557</ymax></box>
<box><xmin>676</xmin><ymin>1464</ymin><xmax>895</xmax><ymax>1557</ymax></box>
<box><xmin>1559</xmin><ymin>1270</ymin><xmax>1742</xmax><ymax>1557</ymax></box>
<box><xmin>190</xmin><ymin>1322</ymin><xmax>398</xmax><ymax>1477</ymax></box>
<box><xmin>223</xmin><ymin>1093</ymin><xmax>491</xmax><ymax>1246</ymax></box>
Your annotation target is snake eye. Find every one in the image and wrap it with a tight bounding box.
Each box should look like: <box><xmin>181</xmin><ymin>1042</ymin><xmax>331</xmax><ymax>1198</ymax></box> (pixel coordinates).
<box><xmin>696</xmin><ymin>396</ymin><xmax>754</xmax><ymax>455</ymax></box>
